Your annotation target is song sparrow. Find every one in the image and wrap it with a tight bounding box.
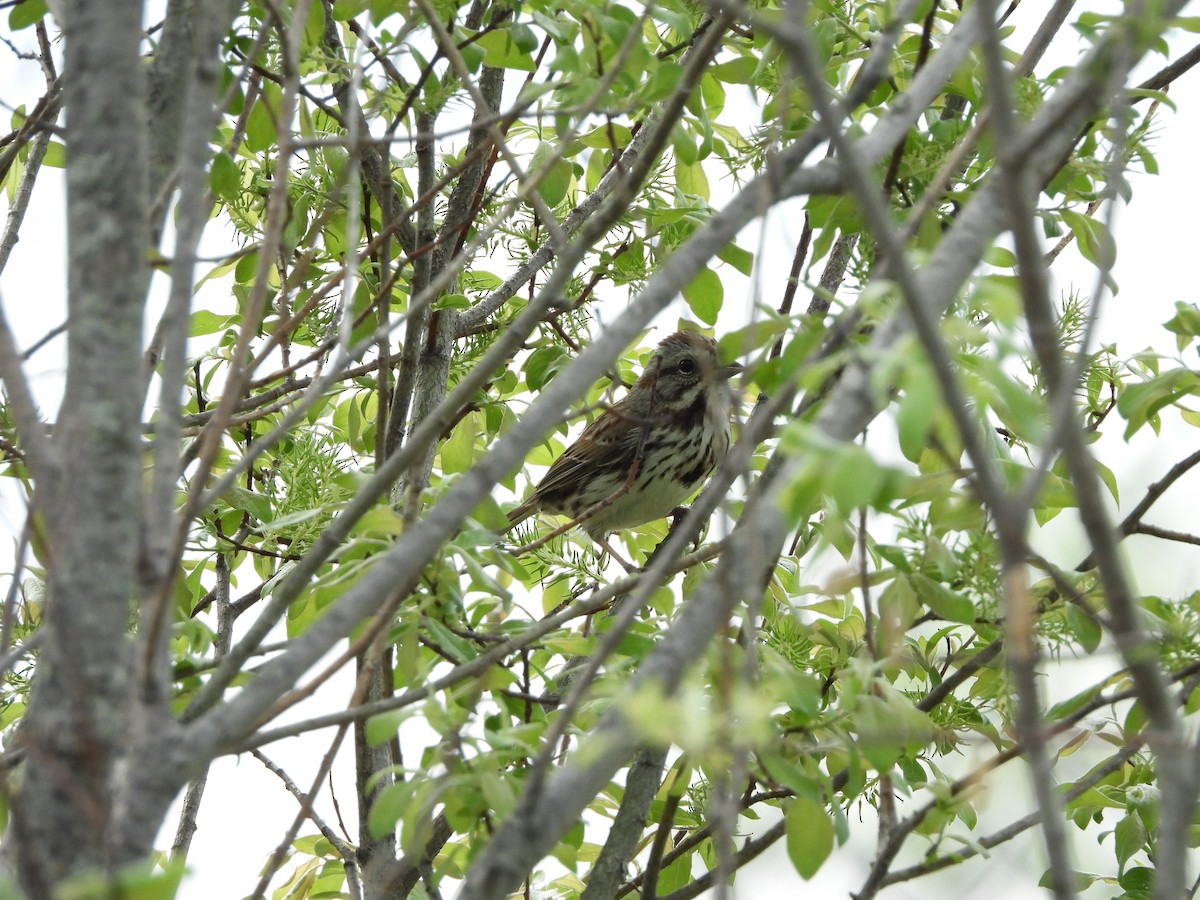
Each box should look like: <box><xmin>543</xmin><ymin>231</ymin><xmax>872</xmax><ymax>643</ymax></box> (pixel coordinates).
<box><xmin>507</xmin><ymin>331</ymin><xmax>742</xmax><ymax>540</ymax></box>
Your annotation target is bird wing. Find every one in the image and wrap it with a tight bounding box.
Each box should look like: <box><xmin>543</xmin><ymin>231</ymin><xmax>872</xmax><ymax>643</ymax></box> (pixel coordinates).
<box><xmin>507</xmin><ymin>408</ymin><xmax>643</xmax><ymax>524</ymax></box>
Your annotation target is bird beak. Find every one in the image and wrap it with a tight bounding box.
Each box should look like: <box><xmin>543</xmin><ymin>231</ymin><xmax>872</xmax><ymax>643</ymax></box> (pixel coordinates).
<box><xmin>716</xmin><ymin>361</ymin><xmax>744</xmax><ymax>381</ymax></box>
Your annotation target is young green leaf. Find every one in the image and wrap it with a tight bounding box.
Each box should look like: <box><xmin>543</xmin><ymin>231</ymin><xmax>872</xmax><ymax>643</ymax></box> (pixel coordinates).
<box><xmin>785</xmin><ymin>796</ymin><xmax>835</xmax><ymax>879</ymax></box>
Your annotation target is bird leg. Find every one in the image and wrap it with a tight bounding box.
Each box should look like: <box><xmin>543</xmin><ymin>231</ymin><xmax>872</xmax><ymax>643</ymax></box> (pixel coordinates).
<box><xmin>593</xmin><ymin>535</ymin><xmax>637</xmax><ymax>574</ymax></box>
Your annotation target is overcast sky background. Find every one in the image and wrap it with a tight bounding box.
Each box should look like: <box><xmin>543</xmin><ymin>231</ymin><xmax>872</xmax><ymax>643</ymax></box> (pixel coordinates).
<box><xmin>2</xmin><ymin>1</ymin><xmax>1200</xmax><ymax>896</ymax></box>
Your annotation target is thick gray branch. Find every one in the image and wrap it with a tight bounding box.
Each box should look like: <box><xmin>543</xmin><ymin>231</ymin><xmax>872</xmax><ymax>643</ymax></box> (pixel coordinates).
<box><xmin>581</xmin><ymin>747</ymin><xmax>668</xmax><ymax>900</ymax></box>
<box><xmin>14</xmin><ymin>0</ymin><xmax>150</xmax><ymax>888</ymax></box>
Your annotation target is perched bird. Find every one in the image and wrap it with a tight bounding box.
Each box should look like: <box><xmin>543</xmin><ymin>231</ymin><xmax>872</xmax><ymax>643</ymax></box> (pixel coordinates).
<box><xmin>507</xmin><ymin>331</ymin><xmax>742</xmax><ymax>542</ymax></box>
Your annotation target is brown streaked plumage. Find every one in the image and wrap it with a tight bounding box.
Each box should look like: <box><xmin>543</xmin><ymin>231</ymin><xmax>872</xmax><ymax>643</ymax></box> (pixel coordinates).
<box><xmin>507</xmin><ymin>331</ymin><xmax>742</xmax><ymax>539</ymax></box>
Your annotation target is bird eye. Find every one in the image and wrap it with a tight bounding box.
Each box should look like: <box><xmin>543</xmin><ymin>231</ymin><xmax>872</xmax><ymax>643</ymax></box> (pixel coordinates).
<box><xmin>677</xmin><ymin>357</ymin><xmax>697</xmax><ymax>375</ymax></box>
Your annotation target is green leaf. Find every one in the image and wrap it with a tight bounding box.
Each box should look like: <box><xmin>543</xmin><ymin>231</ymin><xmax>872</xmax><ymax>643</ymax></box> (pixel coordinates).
<box><xmin>1164</xmin><ymin>301</ymin><xmax>1200</xmax><ymax>337</ymax></box>
<box><xmin>58</xmin><ymin>858</ymin><xmax>187</xmax><ymax>900</ymax></box>
<box><xmin>576</xmin><ymin>123</ymin><xmax>633</xmax><ymax>150</ymax></box>
<box><xmin>1035</xmin><ymin>869</ymin><xmax>1095</xmax><ymax>893</ymax></box>
<box><xmin>699</xmin><ymin>69</ymin><xmax>726</xmax><ymax>116</ymax></box>
<box><xmin>785</xmin><ymin>796</ymin><xmax>834</xmax><ymax>879</ymax></box>
<box><xmin>777</xmin><ymin>456</ymin><xmax>828</xmax><ymax>527</ymax></box>
<box><xmin>260</xmin><ymin>506</ymin><xmax>326</xmax><ymax>532</ymax></box>
<box><xmin>189</xmin><ymin>309</ymin><xmax>237</xmax><ymax>336</ymax></box>
<box><xmin>368</xmin><ymin>780</ymin><xmax>417</xmax><ymax>840</ymax></box>
<box><xmin>643</xmin><ymin>64</ymin><xmax>683</xmax><ymax>102</ymax></box>
<box><xmin>909</xmin><ymin>573</ymin><xmax>975</xmax><ymax>624</ymax></box>
<box><xmin>983</xmin><ymin>246</ymin><xmax>1018</xmax><ymax>268</ymax></box>
<box><xmin>41</xmin><ymin>140</ymin><xmax>65</xmax><ymax>168</ymax></box>
<box><xmin>855</xmin><ymin>690</ymin><xmax>935</xmax><ymax>771</ymax></box>
<box><xmin>682</xmin><ymin>267</ymin><xmax>723</xmax><ymax>325</ymax></box>
<box><xmin>710</xmin><ymin>56</ymin><xmax>758</xmax><ymax>84</ymax></box>
<box><xmin>234</xmin><ymin>249</ymin><xmax>259</xmax><ymax>284</ymax></box>
<box><xmin>301</xmin><ymin>0</ymin><xmax>327</xmax><ymax>50</ymax></box>
<box><xmin>476</xmin><ymin>28</ymin><xmax>536</xmax><ymax>71</ymax></box>
<box><xmin>878</xmin><ymin>576</ymin><xmax>921</xmax><ymax>641</ymax></box>
<box><xmin>717</xmin><ymin>242</ymin><xmax>754</xmax><ymax>276</ymax></box>
<box><xmin>827</xmin><ymin>444</ymin><xmax>884</xmax><ymax>511</ymax></box>
<box><xmin>973</xmin><ymin>274</ymin><xmax>1022</xmax><ymax>327</ymax></box>
<box><xmin>529</xmin><ymin>141</ymin><xmax>572</xmax><ymax>207</ymax></box>
<box><xmin>460</xmin><ymin>38</ymin><xmax>485</xmax><ymax>72</ymax></box>
<box><xmin>424</xmin><ymin>618</ymin><xmax>476</xmax><ymax>663</ymax></box>
<box><xmin>209</xmin><ymin>151</ymin><xmax>241</xmax><ymax>201</ymax></box>
<box><xmin>1065</xmin><ymin>604</ymin><xmax>1102</xmax><ymax>652</ymax></box>
<box><xmin>1061</xmin><ymin>208</ymin><xmax>1116</xmax><ymax>268</ymax></box>
<box><xmin>1164</xmin><ymin>301</ymin><xmax>1200</xmax><ymax>351</ymax></box>
<box><xmin>9</xmin><ymin>0</ymin><xmax>46</xmax><ymax>30</ymax></box>
<box><xmin>245</xmin><ymin>90</ymin><xmax>279</xmax><ymax>153</ymax></box>
<box><xmin>964</xmin><ymin>355</ymin><xmax>1046</xmax><ymax>442</ymax></box>
<box><xmin>783</xmin><ymin>672</ymin><xmax>822</xmax><ymax>719</ymax></box>
<box><xmin>224</xmin><ymin>486</ymin><xmax>272</xmax><ymax>522</ymax></box>
<box><xmin>760</xmin><ymin>750</ymin><xmax>820</xmax><ymax>798</ymax></box>
<box><xmin>657</xmin><ymin>849</ymin><xmax>693</xmax><ymax>894</ymax></box>
<box><xmin>538</xmin><ymin>577</ymin><xmax>571</xmax><ymax>615</ymax></box>
<box><xmin>435</xmin><ymin>293</ymin><xmax>471</xmax><ymax>310</ymax></box>
<box><xmin>1118</xmin><ymin>867</ymin><xmax>1154</xmax><ymax>899</ymax></box>
<box><xmin>478</xmin><ymin>770</ymin><xmax>517</xmax><ymax>821</ymax></box>
<box><xmin>1114</xmin><ymin>812</ymin><xmax>1148</xmax><ymax>870</ymax></box>
<box><xmin>331</xmin><ymin>0</ymin><xmax>367</xmax><ymax>19</ymax></box>
<box><xmin>524</xmin><ymin>344</ymin><xmax>568</xmax><ymax>391</ymax></box>
<box><xmin>365</xmin><ymin>710</ymin><xmax>404</xmax><ymax>747</ymax></box>
<box><xmin>1118</xmin><ymin>369</ymin><xmax>1200</xmax><ymax>439</ymax></box>
<box><xmin>1093</xmin><ymin>458</ymin><xmax>1120</xmax><ymax>505</ymax></box>
<box><xmin>717</xmin><ymin>319</ymin><xmax>788</xmax><ymax>362</ymax></box>
<box><xmin>442</xmin><ymin>411</ymin><xmax>480</xmax><ymax>475</ymax></box>
<box><xmin>1046</xmin><ymin>686</ymin><xmax>1099</xmax><ymax>724</ymax></box>
<box><xmin>675</xmin><ymin>159</ymin><xmax>709</xmax><ymax>198</ymax></box>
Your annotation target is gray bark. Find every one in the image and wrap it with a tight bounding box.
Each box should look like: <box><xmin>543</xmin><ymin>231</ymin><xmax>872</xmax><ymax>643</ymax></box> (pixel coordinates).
<box><xmin>13</xmin><ymin>0</ymin><xmax>149</xmax><ymax>890</ymax></box>
<box><xmin>580</xmin><ymin>747</ymin><xmax>669</xmax><ymax>900</ymax></box>
<box><xmin>8</xmin><ymin>0</ymin><xmax>239</xmax><ymax>889</ymax></box>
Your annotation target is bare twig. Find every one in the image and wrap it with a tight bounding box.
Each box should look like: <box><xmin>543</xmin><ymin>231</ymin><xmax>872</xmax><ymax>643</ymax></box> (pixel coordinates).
<box><xmin>0</xmin><ymin>108</ymin><xmax>61</xmax><ymax>484</ymax></box>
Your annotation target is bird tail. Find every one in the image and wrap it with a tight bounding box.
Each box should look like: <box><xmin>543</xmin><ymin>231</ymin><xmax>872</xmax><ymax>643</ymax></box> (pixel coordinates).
<box><xmin>505</xmin><ymin>498</ymin><xmax>537</xmax><ymax>531</ymax></box>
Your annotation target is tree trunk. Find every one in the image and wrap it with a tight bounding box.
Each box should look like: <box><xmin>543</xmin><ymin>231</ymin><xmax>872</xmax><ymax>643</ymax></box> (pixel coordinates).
<box><xmin>11</xmin><ymin>0</ymin><xmax>150</xmax><ymax>890</ymax></box>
